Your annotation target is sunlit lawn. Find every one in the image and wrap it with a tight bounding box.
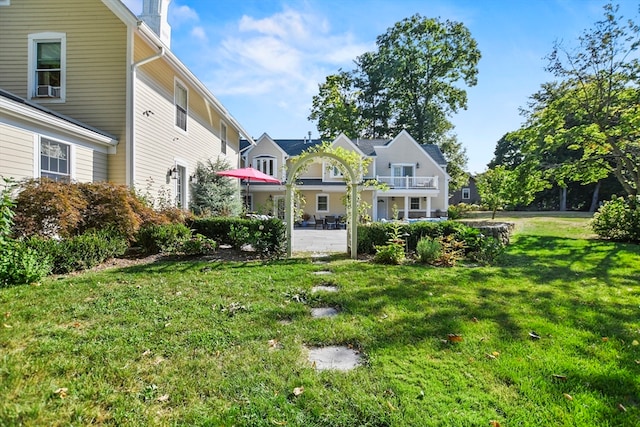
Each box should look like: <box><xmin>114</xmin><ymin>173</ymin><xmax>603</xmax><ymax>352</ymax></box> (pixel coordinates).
<box><xmin>1</xmin><ymin>214</ymin><xmax>639</xmax><ymax>426</ymax></box>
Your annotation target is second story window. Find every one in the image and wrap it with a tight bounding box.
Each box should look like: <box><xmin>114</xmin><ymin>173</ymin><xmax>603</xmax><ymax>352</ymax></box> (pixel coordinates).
<box><xmin>254</xmin><ymin>156</ymin><xmax>276</xmax><ymax>177</ymax></box>
<box><xmin>29</xmin><ymin>33</ymin><xmax>66</xmax><ymax>101</ymax></box>
<box><xmin>462</xmin><ymin>188</ymin><xmax>471</xmax><ymax>199</ymax></box>
<box><xmin>175</xmin><ymin>82</ymin><xmax>188</xmax><ymax>132</ymax></box>
<box><xmin>221</xmin><ymin>122</ymin><xmax>227</xmax><ymax>154</ymax></box>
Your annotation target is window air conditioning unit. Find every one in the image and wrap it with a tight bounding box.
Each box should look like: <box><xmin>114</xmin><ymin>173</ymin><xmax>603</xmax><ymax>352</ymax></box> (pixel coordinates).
<box><xmin>36</xmin><ymin>85</ymin><xmax>60</xmax><ymax>98</ymax></box>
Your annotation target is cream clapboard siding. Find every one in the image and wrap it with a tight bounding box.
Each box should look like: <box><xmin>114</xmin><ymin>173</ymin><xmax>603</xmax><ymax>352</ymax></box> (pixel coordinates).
<box><xmin>133</xmin><ymin>68</ymin><xmax>234</xmax><ymax>204</ymax></box>
<box><xmin>0</xmin><ymin>0</ymin><xmax>128</xmax><ymax>183</ymax></box>
<box><xmin>74</xmin><ymin>146</ymin><xmax>108</xmax><ymax>182</ymax></box>
<box><xmin>0</xmin><ymin>124</ymin><xmax>34</xmax><ymax>180</ymax></box>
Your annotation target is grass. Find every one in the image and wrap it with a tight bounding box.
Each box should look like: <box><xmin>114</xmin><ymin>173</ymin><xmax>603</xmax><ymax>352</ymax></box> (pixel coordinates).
<box><xmin>1</xmin><ymin>214</ymin><xmax>640</xmax><ymax>426</ymax></box>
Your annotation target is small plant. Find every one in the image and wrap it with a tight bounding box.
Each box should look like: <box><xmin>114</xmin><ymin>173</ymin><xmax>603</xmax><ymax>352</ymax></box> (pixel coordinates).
<box><xmin>179</xmin><ymin>234</ymin><xmax>217</xmax><ymax>256</ymax></box>
<box><xmin>229</xmin><ymin>224</ymin><xmax>250</xmax><ymax>250</ymax></box>
<box><xmin>467</xmin><ymin>236</ymin><xmax>504</xmax><ymax>265</ymax></box>
<box><xmin>416</xmin><ymin>237</ymin><xmax>442</xmax><ymax>264</ymax></box>
<box><xmin>436</xmin><ymin>235</ymin><xmax>465</xmax><ymax>267</ymax></box>
<box><xmin>373</xmin><ymin>221</ymin><xmax>406</xmax><ymax>264</ymax></box>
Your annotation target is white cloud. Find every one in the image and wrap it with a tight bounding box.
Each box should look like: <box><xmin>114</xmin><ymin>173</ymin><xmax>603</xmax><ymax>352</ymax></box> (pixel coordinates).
<box><xmin>171</xmin><ymin>4</ymin><xmax>199</xmax><ymax>26</ymax></box>
<box><xmin>190</xmin><ymin>26</ymin><xmax>207</xmax><ymax>42</ymax></box>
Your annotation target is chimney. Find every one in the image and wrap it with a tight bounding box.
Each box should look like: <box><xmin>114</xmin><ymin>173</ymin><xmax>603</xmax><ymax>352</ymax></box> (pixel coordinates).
<box><xmin>140</xmin><ymin>0</ymin><xmax>172</xmax><ymax>48</ymax></box>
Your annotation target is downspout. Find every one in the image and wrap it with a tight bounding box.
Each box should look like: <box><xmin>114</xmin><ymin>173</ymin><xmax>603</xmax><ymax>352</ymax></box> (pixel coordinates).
<box><xmin>128</xmin><ymin>27</ymin><xmax>165</xmax><ymax>188</ymax></box>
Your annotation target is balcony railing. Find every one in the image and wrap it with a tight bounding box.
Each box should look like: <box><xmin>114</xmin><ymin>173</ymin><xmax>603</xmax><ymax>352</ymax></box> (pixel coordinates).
<box><xmin>376</xmin><ymin>175</ymin><xmax>438</xmax><ymax>189</ymax></box>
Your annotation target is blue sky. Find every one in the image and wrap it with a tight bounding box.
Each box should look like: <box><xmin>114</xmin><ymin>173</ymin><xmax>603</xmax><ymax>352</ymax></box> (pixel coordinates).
<box><xmin>122</xmin><ymin>0</ymin><xmax>639</xmax><ymax>173</ymax></box>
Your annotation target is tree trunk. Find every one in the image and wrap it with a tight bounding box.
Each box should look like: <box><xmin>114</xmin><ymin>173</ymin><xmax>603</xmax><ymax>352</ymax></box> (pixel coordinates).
<box><xmin>559</xmin><ymin>186</ymin><xmax>567</xmax><ymax>211</ymax></box>
<box><xmin>589</xmin><ymin>181</ymin><xmax>601</xmax><ymax>213</ymax></box>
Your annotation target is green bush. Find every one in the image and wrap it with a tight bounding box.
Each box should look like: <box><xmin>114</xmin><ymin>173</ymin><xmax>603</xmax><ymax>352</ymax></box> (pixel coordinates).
<box><xmin>373</xmin><ymin>222</ymin><xmax>406</xmax><ymax>265</ymax></box>
<box><xmin>416</xmin><ymin>237</ymin><xmax>442</xmax><ymax>264</ymax></box>
<box><xmin>191</xmin><ymin>217</ymin><xmax>286</xmax><ymax>258</ymax></box>
<box><xmin>135</xmin><ymin>223</ymin><xmax>192</xmax><ymax>254</ymax></box>
<box><xmin>179</xmin><ymin>234</ymin><xmax>218</xmax><ymax>256</ymax></box>
<box><xmin>25</xmin><ymin>231</ymin><xmax>128</xmax><ymax>274</ymax></box>
<box><xmin>592</xmin><ymin>195</ymin><xmax>640</xmax><ymax>243</ymax></box>
<box><xmin>0</xmin><ymin>241</ymin><xmax>52</xmax><ymax>287</ymax></box>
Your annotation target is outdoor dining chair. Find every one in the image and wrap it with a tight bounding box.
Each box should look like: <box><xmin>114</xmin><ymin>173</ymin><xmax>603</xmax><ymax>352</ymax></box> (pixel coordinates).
<box><xmin>325</xmin><ymin>215</ymin><xmax>337</xmax><ymax>229</ymax></box>
<box><xmin>314</xmin><ymin>215</ymin><xmax>324</xmax><ymax>229</ymax></box>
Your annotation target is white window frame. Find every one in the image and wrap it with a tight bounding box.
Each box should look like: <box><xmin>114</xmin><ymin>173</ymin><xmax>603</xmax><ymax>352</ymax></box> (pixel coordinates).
<box><xmin>220</xmin><ymin>121</ymin><xmax>227</xmax><ymax>155</ymax></box>
<box><xmin>28</xmin><ymin>32</ymin><xmax>66</xmax><ymax>102</ymax></box>
<box><xmin>462</xmin><ymin>187</ymin><xmax>471</xmax><ymax>200</ymax></box>
<box><xmin>329</xmin><ymin>164</ymin><xmax>343</xmax><ymax>178</ymax></box>
<box><xmin>174</xmin><ymin>79</ymin><xmax>188</xmax><ymax>133</ymax></box>
<box><xmin>36</xmin><ymin>136</ymin><xmax>74</xmax><ymax>181</ymax></box>
<box><xmin>253</xmin><ymin>155</ymin><xmax>276</xmax><ymax>177</ymax></box>
<box><xmin>316</xmin><ymin>194</ymin><xmax>329</xmax><ymax>213</ymax></box>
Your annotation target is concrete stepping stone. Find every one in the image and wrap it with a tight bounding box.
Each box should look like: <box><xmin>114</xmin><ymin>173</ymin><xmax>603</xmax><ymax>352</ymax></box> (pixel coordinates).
<box><xmin>307</xmin><ymin>345</ymin><xmax>362</xmax><ymax>371</ymax></box>
<box><xmin>312</xmin><ymin>270</ymin><xmax>333</xmax><ymax>275</ymax></box>
<box><xmin>311</xmin><ymin>307</ymin><xmax>339</xmax><ymax>318</ymax></box>
<box><xmin>311</xmin><ymin>284</ymin><xmax>338</xmax><ymax>293</ymax></box>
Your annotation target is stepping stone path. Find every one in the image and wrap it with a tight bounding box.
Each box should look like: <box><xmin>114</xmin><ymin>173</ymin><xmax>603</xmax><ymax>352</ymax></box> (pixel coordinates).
<box><xmin>307</xmin><ymin>346</ymin><xmax>362</xmax><ymax>371</ymax></box>
<box><xmin>311</xmin><ymin>284</ymin><xmax>338</xmax><ymax>293</ymax></box>
<box><xmin>305</xmin><ymin>274</ymin><xmax>363</xmax><ymax>371</ymax></box>
<box><xmin>312</xmin><ymin>270</ymin><xmax>333</xmax><ymax>275</ymax></box>
<box><xmin>311</xmin><ymin>307</ymin><xmax>339</xmax><ymax>318</ymax></box>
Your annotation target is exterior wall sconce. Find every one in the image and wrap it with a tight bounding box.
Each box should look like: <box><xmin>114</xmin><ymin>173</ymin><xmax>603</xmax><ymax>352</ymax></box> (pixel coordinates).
<box><xmin>268</xmin><ymin>194</ymin><xmax>273</xmax><ymax>201</ymax></box>
<box><xmin>391</xmin><ymin>197</ymin><xmax>395</xmax><ymax>201</ymax></box>
<box><xmin>388</xmin><ymin>162</ymin><xmax>392</xmax><ymax>169</ymax></box>
<box><xmin>416</xmin><ymin>162</ymin><xmax>420</xmax><ymax>169</ymax></box>
<box><xmin>168</xmin><ymin>166</ymin><xmax>178</xmax><ymax>179</ymax></box>
<box><xmin>189</xmin><ymin>173</ymin><xmax>198</xmax><ymax>184</ymax></box>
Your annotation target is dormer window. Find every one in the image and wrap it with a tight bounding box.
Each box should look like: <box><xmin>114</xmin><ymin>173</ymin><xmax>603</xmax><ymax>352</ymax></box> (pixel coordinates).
<box><xmin>253</xmin><ymin>155</ymin><xmax>276</xmax><ymax>177</ymax></box>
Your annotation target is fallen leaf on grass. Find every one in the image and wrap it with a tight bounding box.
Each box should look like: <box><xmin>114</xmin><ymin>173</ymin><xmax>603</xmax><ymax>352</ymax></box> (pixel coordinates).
<box><xmin>141</xmin><ymin>349</ymin><xmax>152</xmax><ymax>357</ymax></box>
<box><xmin>563</xmin><ymin>393</ymin><xmax>573</xmax><ymax>401</ymax></box>
<box><xmin>601</xmin><ymin>337</ymin><xmax>609</xmax><ymax>342</ymax></box>
<box><xmin>618</xmin><ymin>403</ymin><xmax>627</xmax><ymax>412</ymax></box>
<box><xmin>54</xmin><ymin>388</ymin><xmax>68</xmax><ymax>399</ymax></box>
<box><xmin>292</xmin><ymin>386</ymin><xmax>304</xmax><ymax>396</ymax></box>
<box><xmin>486</xmin><ymin>353</ymin><xmax>497</xmax><ymax>360</ymax></box>
<box><xmin>489</xmin><ymin>421</ymin><xmax>501</xmax><ymax>427</ymax></box>
<box><xmin>268</xmin><ymin>339</ymin><xmax>280</xmax><ymax>349</ymax></box>
<box><xmin>632</xmin><ymin>340</ymin><xmax>639</xmax><ymax>346</ymax></box>
<box><xmin>271</xmin><ymin>420</ymin><xmax>287</xmax><ymax>426</ymax></box>
<box><xmin>3</xmin><ymin>324</ymin><xmax>11</xmax><ymax>328</ymax></box>
<box><xmin>471</xmin><ymin>317</ymin><xmax>479</xmax><ymax>323</ymax></box>
<box><xmin>447</xmin><ymin>334</ymin><xmax>463</xmax><ymax>343</ymax></box>
<box><xmin>552</xmin><ymin>374</ymin><xmax>568</xmax><ymax>381</ymax></box>
<box><xmin>529</xmin><ymin>331</ymin><xmax>541</xmax><ymax>340</ymax></box>
<box><xmin>386</xmin><ymin>401</ymin><xmax>397</xmax><ymax>411</ymax></box>
<box><xmin>157</xmin><ymin>394</ymin><xmax>169</xmax><ymax>402</ymax></box>
<box><xmin>4</xmin><ymin>312</ymin><xmax>10</xmax><ymax>318</ymax></box>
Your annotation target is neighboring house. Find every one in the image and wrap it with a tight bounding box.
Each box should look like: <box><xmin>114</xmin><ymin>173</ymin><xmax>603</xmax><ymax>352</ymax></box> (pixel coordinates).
<box><xmin>449</xmin><ymin>175</ymin><xmax>481</xmax><ymax>205</ymax></box>
<box><xmin>0</xmin><ymin>0</ymin><xmax>252</xmax><ymax>209</ymax></box>
<box><xmin>241</xmin><ymin>130</ymin><xmax>450</xmax><ymax>221</ymax></box>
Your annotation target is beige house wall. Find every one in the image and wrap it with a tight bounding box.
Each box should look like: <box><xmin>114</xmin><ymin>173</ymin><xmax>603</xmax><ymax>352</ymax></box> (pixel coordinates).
<box><xmin>0</xmin><ymin>124</ymin><xmax>34</xmax><ymax>181</ymax></box>
<box><xmin>0</xmin><ymin>0</ymin><xmax>129</xmax><ymax>184</ymax></box>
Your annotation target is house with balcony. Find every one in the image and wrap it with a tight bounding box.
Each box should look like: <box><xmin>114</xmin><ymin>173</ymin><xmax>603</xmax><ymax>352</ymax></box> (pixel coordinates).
<box><xmin>0</xmin><ymin>0</ymin><xmax>252</xmax><ymax>209</ymax></box>
<box><xmin>241</xmin><ymin>130</ymin><xmax>450</xmax><ymax>221</ymax></box>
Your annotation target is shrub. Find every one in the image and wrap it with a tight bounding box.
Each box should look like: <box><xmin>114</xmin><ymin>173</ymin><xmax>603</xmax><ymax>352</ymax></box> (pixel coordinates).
<box><xmin>0</xmin><ymin>241</ymin><xmax>52</xmax><ymax>286</ymax></box>
<box><xmin>179</xmin><ymin>234</ymin><xmax>217</xmax><ymax>256</ymax></box>
<box><xmin>229</xmin><ymin>224</ymin><xmax>251</xmax><ymax>250</ymax></box>
<box><xmin>250</xmin><ymin>218</ymin><xmax>287</xmax><ymax>259</ymax></box>
<box><xmin>13</xmin><ymin>180</ymin><xmax>172</xmax><ymax>241</ymax></box>
<box><xmin>592</xmin><ymin>195</ymin><xmax>640</xmax><ymax>243</ymax></box>
<box><xmin>373</xmin><ymin>222</ymin><xmax>406</xmax><ymax>265</ymax></box>
<box><xmin>135</xmin><ymin>223</ymin><xmax>192</xmax><ymax>254</ymax></box>
<box><xmin>25</xmin><ymin>230</ymin><xmax>128</xmax><ymax>274</ymax></box>
<box><xmin>436</xmin><ymin>235</ymin><xmax>465</xmax><ymax>267</ymax></box>
<box><xmin>416</xmin><ymin>237</ymin><xmax>442</xmax><ymax>264</ymax></box>
<box><xmin>466</xmin><ymin>236</ymin><xmax>504</xmax><ymax>265</ymax></box>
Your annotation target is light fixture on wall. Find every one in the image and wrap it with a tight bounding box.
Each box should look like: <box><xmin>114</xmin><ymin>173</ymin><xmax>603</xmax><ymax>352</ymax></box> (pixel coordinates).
<box><xmin>268</xmin><ymin>194</ymin><xmax>273</xmax><ymax>201</ymax></box>
<box><xmin>391</xmin><ymin>197</ymin><xmax>395</xmax><ymax>201</ymax></box>
<box><xmin>189</xmin><ymin>173</ymin><xmax>198</xmax><ymax>184</ymax></box>
<box><xmin>388</xmin><ymin>163</ymin><xmax>392</xmax><ymax>169</ymax></box>
<box><xmin>168</xmin><ymin>166</ymin><xmax>178</xmax><ymax>179</ymax></box>
<box><xmin>416</xmin><ymin>162</ymin><xmax>420</xmax><ymax>169</ymax></box>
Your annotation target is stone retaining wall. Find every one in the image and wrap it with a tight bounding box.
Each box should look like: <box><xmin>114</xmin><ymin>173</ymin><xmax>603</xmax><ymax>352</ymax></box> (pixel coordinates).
<box><xmin>458</xmin><ymin>221</ymin><xmax>515</xmax><ymax>245</ymax></box>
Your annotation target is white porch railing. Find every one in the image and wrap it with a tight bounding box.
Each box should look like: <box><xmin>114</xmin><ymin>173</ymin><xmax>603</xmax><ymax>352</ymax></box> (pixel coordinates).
<box><xmin>376</xmin><ymin>175</ymin><xmax>438</xmax><ymax>189</ymax></box>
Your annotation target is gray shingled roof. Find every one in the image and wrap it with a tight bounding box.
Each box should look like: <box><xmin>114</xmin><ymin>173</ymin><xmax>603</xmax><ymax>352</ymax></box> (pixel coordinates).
<box><xmin>241</xmin><ymin>136</ymin><xmax>447</xmax><ymax>166</ymax></box>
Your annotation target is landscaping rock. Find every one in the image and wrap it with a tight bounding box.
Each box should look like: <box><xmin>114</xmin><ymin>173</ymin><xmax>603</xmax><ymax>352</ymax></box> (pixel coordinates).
<box><xmin>307</xmin><ymin>346</ymin><xmax>362</xmax><ymax>371</ymax></box>
<box><xmin>311</xmin><ymin>307</ymin><xmax>339</xmax><ymax>318</ymax></box>
<box><xmin>458</xmin><ymin>221</ymin><xmax>515</xmax><ymax>245</ymax></box>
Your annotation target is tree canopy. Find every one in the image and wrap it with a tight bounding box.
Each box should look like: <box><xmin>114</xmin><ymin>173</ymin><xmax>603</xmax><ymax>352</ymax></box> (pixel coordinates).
<box><xmin>506</xmin><ymin>4</ymin><xmax>640</xmax><ymax>198</ymax></box>
<box><xmin>309</xmin><ymin>14</ymin><xmax>480</xmax><ymax>191</ymax></box>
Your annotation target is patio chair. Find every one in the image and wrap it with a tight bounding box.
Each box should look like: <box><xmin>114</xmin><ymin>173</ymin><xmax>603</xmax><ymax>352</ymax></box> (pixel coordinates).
<box><xmin>314</xmin><ymin>215</ymin><xmax>324</xmax><ymax>229</ymax></box>
<box><xmin>325</xmin><ymin>215</ymin><xmax>337</xmax><ymax>229</ymax></box>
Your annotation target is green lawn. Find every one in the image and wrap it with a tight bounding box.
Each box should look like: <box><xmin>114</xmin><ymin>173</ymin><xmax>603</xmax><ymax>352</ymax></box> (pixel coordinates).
<box><xmin>1</xmin><ymin>215</ymin><xmax>639</xmax><ymax>426</ymax></box>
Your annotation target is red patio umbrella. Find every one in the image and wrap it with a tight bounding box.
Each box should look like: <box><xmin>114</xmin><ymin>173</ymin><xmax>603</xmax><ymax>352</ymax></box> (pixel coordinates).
<box><xmin>216</xmin><ymin>167</ymin><xmax>281</xmax><ymax>209</ymax></box>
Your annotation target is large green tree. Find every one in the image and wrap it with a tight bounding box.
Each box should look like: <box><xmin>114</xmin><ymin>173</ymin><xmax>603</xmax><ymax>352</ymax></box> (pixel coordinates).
<box><xmin>539</xmin><ymin>3</ymin><xmax>640</xmax><ymax>196</ymax></box>
<box><xmin>309</xmin><ymin>14</ymin><xmax>480</xmax><ymax>190</ymax></box>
